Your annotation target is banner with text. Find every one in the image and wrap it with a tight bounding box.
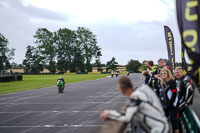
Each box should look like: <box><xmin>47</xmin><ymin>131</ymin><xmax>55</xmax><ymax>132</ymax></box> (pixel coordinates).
<box><xmin>176</xmin><ymin>0</ymin><xmax>200</xmax><ymax>88</ymax></box>
<box><xmin>164</xmin><ymin>25</ymin><xmax>176</xmax><ymax>73</ymax></box>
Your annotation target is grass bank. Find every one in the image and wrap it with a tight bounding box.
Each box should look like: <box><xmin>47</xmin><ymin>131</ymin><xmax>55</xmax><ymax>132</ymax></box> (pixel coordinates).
<box><xmin>0</xmin><ymin>74</ymin><xmax>109</xmax><ymax>94</ymax></box>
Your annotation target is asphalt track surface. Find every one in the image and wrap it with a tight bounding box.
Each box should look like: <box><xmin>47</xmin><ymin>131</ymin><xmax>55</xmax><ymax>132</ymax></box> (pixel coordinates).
<box><xmin>0</xmin><ymin>74</ymin><xmax>144</xmax><ymax>133</ymax></box>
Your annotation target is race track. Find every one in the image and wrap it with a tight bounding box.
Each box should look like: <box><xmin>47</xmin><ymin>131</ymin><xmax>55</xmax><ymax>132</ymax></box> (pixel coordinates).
<box><xmin>0</xmin><ymin>74</ymin><xmax>144</xmax><ymax>133</ymax></box>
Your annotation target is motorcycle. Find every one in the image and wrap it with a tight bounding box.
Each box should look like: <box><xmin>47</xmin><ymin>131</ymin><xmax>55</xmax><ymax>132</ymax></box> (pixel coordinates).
<box><xmin>57</xmin><ymin>80</ymin><xmax>64</xmax><ymax>93</ymax></box>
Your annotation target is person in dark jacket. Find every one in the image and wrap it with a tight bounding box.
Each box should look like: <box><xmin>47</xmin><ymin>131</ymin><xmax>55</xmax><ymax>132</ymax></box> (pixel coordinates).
<box><xmin>142</xmin><ymin>70</ymin><xmax>150</xmax><ymax>84</ymax></box>
<box><xmin>148</xmin><ymin>59</ymin><xmax>166</xmax><ymax>97</ymax></box>
<box><xmin>160</xmin><ymin>68</ymin><xmax>179</xmax><ymax>133</ymax></box>
<box><xmin>175</xmin><ymin>67</ymin><xmax>195</xmax><ymax>133</ymax></box>
<box><xmin>175</xmin><ymin>67</ymin><xmax>195</xmax><ymax>112</ymax></box>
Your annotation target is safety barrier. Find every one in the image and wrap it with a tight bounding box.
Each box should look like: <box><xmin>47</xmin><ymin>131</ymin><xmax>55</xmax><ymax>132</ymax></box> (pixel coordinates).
<box><xmin>181</xmin><ymin>106</ymin><xmax>200</xmax><ymax>133</ymax></box>
<box><xmin>128</xmin><ymin>71</ymin><xmax>134</xmax><ymax>73</ymax></box>
<box><xmin>101</xmin><ymin>72</ymin><xmax>111</xmax><ymax>74</ymax></box>
<box><xmin>0</xmin><ymin>75</ymin><xmax>22</xmax><ymax>82</ymax></box>
<box><xmin>76</xmin><ymin>72</ymin><xmax>88</xmax><ymax>74</ymax></box>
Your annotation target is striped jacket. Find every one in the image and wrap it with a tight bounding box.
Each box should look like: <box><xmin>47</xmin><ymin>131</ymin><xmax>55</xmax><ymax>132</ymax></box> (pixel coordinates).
<box><xmin>108</xmin><ymin>85</ymin><xmax>169</xmax><ymax>133</ymax></box>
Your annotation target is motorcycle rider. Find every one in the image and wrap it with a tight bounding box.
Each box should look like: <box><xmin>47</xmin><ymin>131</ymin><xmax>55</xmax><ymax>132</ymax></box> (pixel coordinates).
<box><xmin>127</xmin><ymin>71</ymin><xmax>130</xmax><ymax>76</ymax></box>
<box><xmin>57</xmin><ymin>77</ymin><xmax>65</xmax><ymax>93</ymax></box>
<box><xmin>100</xmin><ymin>76</ymin><xmax>169</xmax><ymax>133</ymax></box>
<box><xmin>111</xmin><ymin>71</ymin><xmax>114</xmax><ymax>78</ymax></box>
<box><xmin>116</xmin><ymin>70</ymin><xmax>119</xmax><ymax>77</ymax></box>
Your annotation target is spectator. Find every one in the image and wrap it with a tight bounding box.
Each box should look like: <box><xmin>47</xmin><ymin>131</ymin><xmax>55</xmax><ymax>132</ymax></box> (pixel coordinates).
<box><xmin>142</xmin><ymin>70</ymin><xmax>150</xmax><ymax>84</ymax></box>
<box><xmin>160</xmin><ymin>68</ymin><xmax>179</xmax><ymax>133</ymax></box>
<box><xmin>148</xmin><ymin>60</ymin><xmax>154</xmax><ymax>71</ymax></box>
<box><xmin>158</xmin><ymin>58</ymin><xmax>167</xmax><ymax>69</ymax></box>
<box><xmin>148</xmin><ymin>59</ymin><xmax>166</xmax><ymax>97</ymax></box>
<box><xmin>100</xmin><ymin>76</ymin><xmax>169</xmax><ymax>133</ymax></box>
<box><xmin>175</xmin><ymin>67</ymin><xmax>195</xmax><ymax>133</ymax></box>
<box><xmin>144</xmin><ymin>61</ymin><xmax>150</xmax><ymax>71</ymax></box>
<box><xmin>175</xmin><ymin>67</ymin><xmax>195</xmax><ymax>112</ymax></box>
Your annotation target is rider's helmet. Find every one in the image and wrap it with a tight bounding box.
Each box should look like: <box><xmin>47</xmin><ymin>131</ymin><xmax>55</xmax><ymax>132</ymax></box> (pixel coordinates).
<box><xmin>58</xmin><ymin>77</ymin><xmax>62</xmax><ymax>80</ymax></box>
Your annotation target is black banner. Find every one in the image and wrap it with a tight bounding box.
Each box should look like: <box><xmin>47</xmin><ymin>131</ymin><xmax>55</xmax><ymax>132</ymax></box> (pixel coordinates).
<box><xmin>176</xmin><ymin>0</ymin><xmax>200</xmax><ymax>88</ymax></box>
<box><xmin>164</xmin><ymin>26</ymin><xmax>176</xmax><ymax>73</ymax></box>
<box><xmin>181</xmin><ymin>45</ymin><xmax>188</xmax><ymax>74</ymax></box>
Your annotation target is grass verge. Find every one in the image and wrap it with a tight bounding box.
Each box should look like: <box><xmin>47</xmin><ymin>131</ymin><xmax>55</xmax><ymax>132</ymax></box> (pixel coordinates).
<box><xmin>0</xmin><ymin>74</ymin><xmax>109</xmax><ymax>94</ymax></box>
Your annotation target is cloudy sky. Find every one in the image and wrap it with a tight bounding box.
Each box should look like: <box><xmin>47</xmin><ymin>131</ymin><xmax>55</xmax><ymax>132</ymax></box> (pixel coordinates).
<box><xmin>0</xmin><ymin>0</ymin><xmax>183</xmax><ymax>65</ymax></box>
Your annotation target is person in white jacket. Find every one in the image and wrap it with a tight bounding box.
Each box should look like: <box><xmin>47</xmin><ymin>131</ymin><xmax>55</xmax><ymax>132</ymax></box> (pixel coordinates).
<box><xmin>100</xmin><ymin>76</ymin><xmax>169</xmax><ymax>133</ymax></box>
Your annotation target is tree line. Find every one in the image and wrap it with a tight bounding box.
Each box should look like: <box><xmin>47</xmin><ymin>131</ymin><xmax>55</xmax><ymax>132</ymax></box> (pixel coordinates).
<box><xmin>23</xmin><ymin>27</ymin><xmax>102</xmax><ymax>73</ymax></box>
<box><xmin>0</xmin><ymin>28</ymin><xmax>186</xmax><ymax>74</ymax></box>
<box><xmin>0</xmin><ymin>33</ymin><xmax>15</xmax><ymax>70</ymax></box>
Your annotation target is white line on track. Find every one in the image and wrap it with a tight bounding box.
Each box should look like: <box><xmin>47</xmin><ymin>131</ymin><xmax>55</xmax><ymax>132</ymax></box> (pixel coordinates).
<box><xmin>0</xmin><ymin>111</ymin><xmax>102</xmax><ymax>113</ymax></box>
<box><xmin>87</xmin><ymin>95</ymin><xmax>124</xmax><ymax>98</ymax></box>
<box><xmin>0</xmin><ymin>91</ymin><xmax>120</xmax><ymax>101</ymax></box>
<box><xmin>0</xmin><ymin>125</ymin><xmax>104</xmax><ymax>128</ymax></box>
<box><xmin>0</xmin><ymin>102</ymin><xmax>125</xmax><ymax>105</ymax></box>
<box><xmin>0</xmin><ymin>113</ymin><xmax>31</xmax><ymax>124</ymax></box>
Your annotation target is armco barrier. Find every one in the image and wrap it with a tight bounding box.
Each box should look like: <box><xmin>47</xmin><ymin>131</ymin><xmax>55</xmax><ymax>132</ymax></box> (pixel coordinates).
<box><xmin>101</xmin><ymin>72</ymin><xmax>111</xmax><ymax>74</ymax></box>
<box><xmin>76</xmin><ymin>72</ymin><xmax>88</xmax><ymax>74</ymax></box>
<box><xmin>181</xmin><ymin>106</ymin><xmax>200</xmax><ymax>133</ymax></box>
<box><xmin>16</xmin><ymin>75</ymin><xmax>23</xmax><ymax>81</ymax></box>
<box><xmin>0</xmin><ymin>76</ymin><xmax>15</xmax><ymax>82</ymax></box>
<box><xmin>0</xmin><ymin>75</ymin><xmax>23</xmax><ymax>82</ymax></box>
<box><xmin>22</xmin><ymin>73</ymin><xmax>55</xmax><ymax>75</ymax></box>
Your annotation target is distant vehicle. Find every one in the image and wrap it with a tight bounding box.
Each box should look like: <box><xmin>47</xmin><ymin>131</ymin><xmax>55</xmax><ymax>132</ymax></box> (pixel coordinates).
<box><xmin>127</xmin><ymin>71</ymin><xmax>130</xmax><ymax>76</ymax></box>
<box><xmin>116</xmin><ymin>70</ymin><xmax>119</xmax><ymax>77</ymax></box>
<box><xmin>57</xmin><ymin>77</ymin><xmax>65</xmax><ymax>93</ymax></box>
<box><xmin>111</xmin><ymin>71</ymin><xmax>114</xmax><ymax>78</ymax></box>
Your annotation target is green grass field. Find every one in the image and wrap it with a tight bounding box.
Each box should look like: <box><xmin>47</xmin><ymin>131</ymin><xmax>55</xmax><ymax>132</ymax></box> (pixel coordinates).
<box><xmin>0</xmin><ymin>74</ymin><xmax>109</xmax><ymax>94</ymax></box>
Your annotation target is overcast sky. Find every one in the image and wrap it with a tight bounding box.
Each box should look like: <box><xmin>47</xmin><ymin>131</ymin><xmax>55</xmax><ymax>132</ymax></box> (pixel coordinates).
<box><xmin>0</xmin><ymin>0</ymin><xmax>183</xmax><ymax>65</ymax></box>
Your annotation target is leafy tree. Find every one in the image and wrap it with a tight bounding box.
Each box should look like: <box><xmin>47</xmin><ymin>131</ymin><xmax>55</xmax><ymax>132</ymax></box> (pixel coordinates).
<box><xmin>31</xmin><ymin>27</ymin><xmax>102</xmax><ymax>73</ymax></box>
<box><xmin>11</xmin><ymin>62</ymin><xmax>24</xmax><ymax>69</ymax></box>
<box><xmin>11</xmin><ymin>62</ymin><xmax>18</xmax><ymax>69</ymax></box>
<box><xmin>55</xmin><ymin>28</ymin><xmax>77</xmax><ymax>72</ymax></box>
<box><xmin>106</xmin><ymin>57</ymin><xmax>118</xmax><ymax>71</ymax></box>
<box><xmin>55</xmin><ymin>28</ymin><xmax>87</xmax><ymax>72</ymax></box>
<box><xmin>23</xmin><ymin>45</ymin><xmax>43</xmax><ymax>73</ymax></box>
<box><xmin>34</xmin><ymin>28</ymin><xmax>56</xmax><ymax>73</ymax></box>
<box><xmin>76</xmin><ymin>27</ymin><xmax>100</xmax><ymax>72</ymax></box>
<box><xmin>71</xmin><ymin>45</ymin><xmax>85</xmax><ymax>72</ymax></box>
<box><xmin>139</xmin><ymin>60</ymin><xmax>148</xmax><ymax>71</ymax></box>
<box><xmin>0</xmin><ymin>33</ymin><xmax>15</xmax><ymax>70</ymax></box>
<box><xmin>17</xmin><ymin>64</ymin><xmax>24</xmax><ymax>69</ymax></box>
<box><xmin>95</xmin><ymin>48</ymin><xmax>102</xmax><ymax>72</ymax></box>
<box><xmin>175</xmin><ymin>62</ymin><xmax>182</xmax><ymax>67</ymax></box>
<box><xmin>23</xmin><ymin>45</ymin><xmax>33</xmax><ymax>72</ymax></box>
<box><xmin>101</xmin><ymin>64</ymin><xmax>106</xmax><ymax>67</ymax></box>
<box><xmin>126</xmin><ymin>59</ymin><xmax>141</xmax><ymax>73</ymax></box>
